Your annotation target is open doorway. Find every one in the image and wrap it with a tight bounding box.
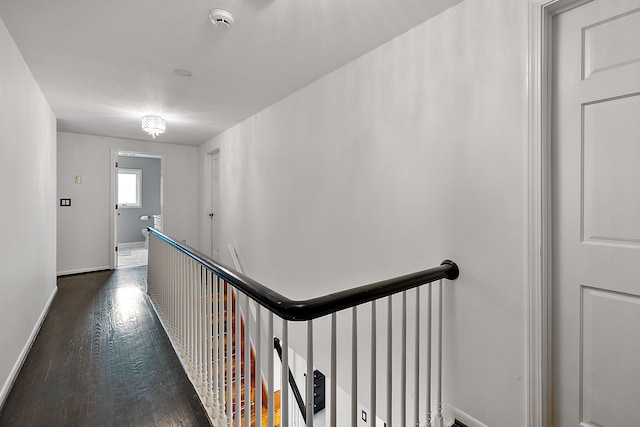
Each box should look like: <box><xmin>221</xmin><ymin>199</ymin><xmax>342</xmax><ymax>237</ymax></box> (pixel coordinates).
<box><xmin>114</xmin><ymin>152</ymin><xmax>163</xmax><ymax>269</ymax></box>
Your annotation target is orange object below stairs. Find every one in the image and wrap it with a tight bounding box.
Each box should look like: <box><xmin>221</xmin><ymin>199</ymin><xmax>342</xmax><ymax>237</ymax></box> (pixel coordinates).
<box><xmin>221</xmin><ymin>284</ymin><xmax>281</xmax><ymax>426</ymax></box>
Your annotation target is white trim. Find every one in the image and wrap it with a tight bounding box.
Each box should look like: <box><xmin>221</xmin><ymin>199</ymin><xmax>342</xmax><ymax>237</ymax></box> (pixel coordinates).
<box><xmin>227</xmin><ymin>243</ymin><xmax>242</xmax><ymax>273</ymax></box>
<box><xmin>56</xmin><ymin>266</ymin><xmax>112</xmax><ymax>276</ymax></box>
<box><xmin>526</xmin><ymin>3</ymin><xmax>551</xmax><ymax>426</ymax></box>
<box><xmin>0</xmin><ymin>286</ymin><xmax>58</xmax><ymax>408</ymax></box>
<box><xmin>110</xmin><ymin>149</ymin><xmax>117</xmax><ymax>269</ymax></box>
<box><xmin>526</xmin><ymin>1</ymin><xmax>592</xmax><ymax>426</ymax></box>
<box><xmin>118</xmin><ymin>241</ymin><xmax>145</xmax><ymax>250</ymax></box>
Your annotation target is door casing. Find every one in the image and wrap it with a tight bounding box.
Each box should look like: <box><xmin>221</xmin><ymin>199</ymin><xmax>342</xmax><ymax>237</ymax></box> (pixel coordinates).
<box><xmin>110</xmin><ymin>148</ymin><xmax>165</xmax><ymax>269</ymax></box>
<box><xmin>526</xmin><ymin>1</ymin><xmax>594</xmax><ymax>426</ymax></box>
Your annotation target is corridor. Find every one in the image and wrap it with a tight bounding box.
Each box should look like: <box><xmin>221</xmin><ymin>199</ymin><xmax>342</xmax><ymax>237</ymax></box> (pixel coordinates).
<box><xmin>0</xmin><ymin>267</ymin><xmax>209</xmax><ymax>426</ymax></box>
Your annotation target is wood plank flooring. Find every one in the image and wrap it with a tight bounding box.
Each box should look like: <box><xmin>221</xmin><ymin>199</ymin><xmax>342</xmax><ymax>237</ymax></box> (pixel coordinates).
<box><xmin>0</xmin><ymin>266</ymin><xmax>210</xmax><ymax>427</ymax></box>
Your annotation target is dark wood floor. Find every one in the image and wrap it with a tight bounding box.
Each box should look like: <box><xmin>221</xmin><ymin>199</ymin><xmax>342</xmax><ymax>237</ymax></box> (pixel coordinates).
<box><xmin>0</xmin><ymin>266</ymin><xmax>210</xmax><ymax>427</ymax></box>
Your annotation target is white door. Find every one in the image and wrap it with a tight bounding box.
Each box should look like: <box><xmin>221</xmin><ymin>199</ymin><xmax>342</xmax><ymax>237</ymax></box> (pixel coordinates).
<box><xmin>553</xmin><ymin>1</ymin><xmax>640</xmax><ymax>425</ymax></box>
<box><xmin>211</xmin><ymin>152</ymin><xmax>220</xmax><ymax>260</ymax></box>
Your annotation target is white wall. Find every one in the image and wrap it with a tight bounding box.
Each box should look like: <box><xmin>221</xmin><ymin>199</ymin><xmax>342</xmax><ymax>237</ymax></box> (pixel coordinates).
<box><xmin>57</xmin><ymin>132</ymin><xmax>198</xmax><ymax>274</ymax></box>
<box><xmin>0</xmin><ymin>17</ymin><xmax>57</xmax><ymax>405</ymax></box>
<box><xmin>199</xmin><ymin>0</ymin><xmax>527</xmax><ymax>425</ymax></box>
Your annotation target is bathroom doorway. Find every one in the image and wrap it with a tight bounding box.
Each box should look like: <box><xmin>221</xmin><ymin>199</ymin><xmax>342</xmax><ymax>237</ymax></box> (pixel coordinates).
<box><xmin>113</xmin><ymin>151</ymin><xmax>163</xmax><ymax>269</ymax></box>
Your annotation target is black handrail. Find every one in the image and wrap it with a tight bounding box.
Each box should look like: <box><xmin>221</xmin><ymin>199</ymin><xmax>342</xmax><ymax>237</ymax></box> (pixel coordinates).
<box><xmin>273</xmin><ymin>337</ymin><xmax>307</xmax><ymax>422</ymax></box>
<box><xmin>148</xmin><ymin>227</ymin><xmax>459</xmax><ymax>321</ymax></box>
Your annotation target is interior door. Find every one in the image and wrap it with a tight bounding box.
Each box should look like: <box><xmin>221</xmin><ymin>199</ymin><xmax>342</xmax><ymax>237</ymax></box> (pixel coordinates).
<box><xmin>553</xmin><ymin>1</ymin><xmax>640</xmax><ymax>425</ymax></box>
<box><xmin>211</xmin><ymin>152</ymin><xmax>220</xmax><ymax>260</ymax></box>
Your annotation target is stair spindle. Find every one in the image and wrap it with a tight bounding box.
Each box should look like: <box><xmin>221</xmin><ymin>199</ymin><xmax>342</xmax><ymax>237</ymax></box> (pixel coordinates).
<box><xmin>352</xmin><ymin>307</ymin><xmax>358</xmax><ymax>427</ymax></box>
<box><xmin>306</xmin><ymin>320</ymin><xmax>314</xmax><ymax>427</ymax></box>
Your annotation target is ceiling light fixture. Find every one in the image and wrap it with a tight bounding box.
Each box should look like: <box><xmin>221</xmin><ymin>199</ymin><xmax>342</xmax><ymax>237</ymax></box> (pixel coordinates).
<box><xmin>141</xmin><ymin>115</ymin><xmax>166</xmax><ymax>139</ymax></box>
<box><xmin>209</xmin><ymin>8</ymin><xmax>235</xmax><ymax>27</ymax></box>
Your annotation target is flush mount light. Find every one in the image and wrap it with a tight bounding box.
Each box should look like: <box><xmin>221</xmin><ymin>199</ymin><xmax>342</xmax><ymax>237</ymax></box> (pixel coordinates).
<box><xmin>209</xmin><ymin>8</ymin><xmax>235</xmax><ymax>27</ymax></box>
<box><xmin>141</xmin><ymin>115</ymin><xmax>166</xmax><ymax>139</ymax></box>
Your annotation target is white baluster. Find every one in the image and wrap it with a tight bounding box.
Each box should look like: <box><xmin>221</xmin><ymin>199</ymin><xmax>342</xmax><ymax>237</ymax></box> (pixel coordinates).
<box><xmin>256</xmin><ymin>305</ymin><xmax>262</xmax><ymax>426</ymax></box>
<box><xmin>211</xmin><ymin>274</ymin><xmax>220</xmax><ymax>420</ymax></box>
<box><xmin>173</xmin><ymin>248</ymin><xmax>178</xmax><ymax>340</ymax></box>
<box><xmin>198</xmin><ymin>265</ymin><xmax>205</xmax><ymax>392</ymax></box>
<box><xmin>190</xmin><ymin>260</ymin><xmax>195</xmax><ymax>381</ymax></box>
<box><xmin>194</xmin><ymin>260</ymin><xmax>202</xmax><ymax>382</ymax></box>
<box><xmin>236</xmin><ymin>290</ymin><xmax>242</xmax><ymax>427</ymax></box>
<box><xmin>194</xmin><ymin>264</ymin><xmax>200</xmax><ymax>388</ymax></box>
<box><xmin>306</xmin><ymin>320</ymin><xmax>314</xmax><ymax>427</ymax></box>
<box><xmin>206</xmin><ymin>270</ymin><xmax>214</xmax><ymax>412</ymax></box>
<box><xmin>227</xmin><ymin>282</ymin><xmax>233</xmax><ymax>426</ymax></box>
<box><xmin>434</xmin><ymin>280</ymin><xmax>443</xmax><ymax>427</ymax></box>
<box><xmin>168</xmin><ymin>247</ymin><xmax>173</xmax><ymax>337</ymax></box>
<box><xmin>387</xmin><ymin>296</ymin><xmax>392</xmax><ymax>427</ymax></box>
<box><xmin>167</xmin><ymin>245</ymin><xmax>172</xmax><ymax>334</ymax></box>
<box><xmin>182</xmin><ymin>255</ymin><xmax>187</xmax><ymax>362</ymax></box>
<box><xmin>170</xmin><ymin>248</ymin><xmax>176</xmax><ymax>343</ymax></box>
<box><xmin>401</xmin><ymin>292</ymin><xmax>407</xmax><ymax>427</ymax></box>
<box><xmin>244</xmin><ymin>296</ymin><xmax>251</xmax><ymax>427</ymax></box>
<box><xmin>371</xmin><ymin>301</ymin><xmax>377</xmax><ymax>427</ymax></box>
<box><xmin>426</xmin><ymin>283</ymin><xmax>432</xmax><ymax>427</ymax></box>
<box><xmin>218</xmin><ymin>278</ymin><xmax>225</xmax><ymax>425</ymax></box>
<box><xmin>282</xmin><ymin>319</ymin><xmax>289</xmax><ymax>427</ymax></box>
<box><xmin>178</xmin><ymin>251</ymin><xmax>182</xmax><ymax>348</ymax></box>
<box><xmin>331</xmin><ymin>313</ymin><xmax>336</xmax><ymax>427</ymax></box>
<box><xmin>352</xmin><ymin>307</ymin><xmax>358</xmax><ymax>427</ymax></box>
<box><xmin>268</xmin><ymin>312</ymin><xmax>274</xmax><ymax>427</ymax></box>
<box><xmin>414</xmin><ymin>288</ymin><xmax>420</xmax><ymax>427</ymax></box>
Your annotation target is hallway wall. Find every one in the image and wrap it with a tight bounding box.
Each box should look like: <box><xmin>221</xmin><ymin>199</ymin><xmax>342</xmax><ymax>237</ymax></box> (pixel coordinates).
<box><xmin>0</xmin><ymin>17</ymin><xmax>57</xmax><ymax>406</ymax></box>
<box><xmin>57</xmin><ymin>132</ymin><xmax>198</xmax><ymax>275</ymax></box>
<box><xmin>198</xmin><ymin>0</ymin><xmax>527</xmax><ymax>425</ymax></box>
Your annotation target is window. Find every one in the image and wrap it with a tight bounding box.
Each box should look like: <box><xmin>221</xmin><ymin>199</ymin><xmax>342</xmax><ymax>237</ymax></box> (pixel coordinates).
<box><xmin>118</xmin><ymin>168</ymin><xmax>142</xmax><ymax>208</ymax></box>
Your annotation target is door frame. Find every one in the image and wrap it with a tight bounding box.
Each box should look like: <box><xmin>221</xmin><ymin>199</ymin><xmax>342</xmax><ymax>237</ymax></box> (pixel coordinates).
<box><xmin>208</xmin><ymin>148</ymin><xmax>220</xmax><ymax>260</ymax></box>
<box><xmin>526</xmin><ymin>1</ymin><xmax>593</xmax><ymax>425</ymax></box>
<box><xmin>109</xmin><ymin>148</ymin><xmax>166</xmax><ymax>269</ymax></box>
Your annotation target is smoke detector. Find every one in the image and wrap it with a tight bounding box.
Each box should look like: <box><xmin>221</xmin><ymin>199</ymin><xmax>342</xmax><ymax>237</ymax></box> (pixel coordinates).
<box><xmin>209</xmin><ymin>8</ymin><xmax>235</xmax><ymax>27</ymax></box>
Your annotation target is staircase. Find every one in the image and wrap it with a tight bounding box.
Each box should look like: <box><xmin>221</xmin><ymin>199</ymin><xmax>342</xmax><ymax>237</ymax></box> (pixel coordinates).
<box><xmin>221</xmin><ymin>285</ymin><xmax>281</xmax><ymax>426</ymax></box>
<box><xmin>148</xmin><ymin>229</ymin><xmax>459</xmax><ymax>427</ymax></box>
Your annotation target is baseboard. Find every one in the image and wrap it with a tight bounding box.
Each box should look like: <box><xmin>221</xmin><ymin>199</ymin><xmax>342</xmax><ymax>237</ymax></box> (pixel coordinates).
<box><xmin>443</xmin><ymin>403</ymin><xmax>488</xmax><ymax>427</ymax></box>
<box><xmin>57</xmin><ymin>265</ymin><xmax>112</xmax><ymax>276</ymax></box>
<box><xmin>0</xmin><ymin>285</ymin><xmax>58</xmax><ymax>409</ymax></box>
<box><xmin>118</xmin><ymin>241</ymin><xmax>145</xmax><ymax>250</ymax></box>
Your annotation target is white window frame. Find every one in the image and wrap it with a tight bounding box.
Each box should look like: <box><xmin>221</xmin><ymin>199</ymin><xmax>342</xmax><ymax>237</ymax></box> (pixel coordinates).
<box><xmin>118</xmin><ymin>168</ymin><xmax>142</xmax><ymax>208</ymax></box>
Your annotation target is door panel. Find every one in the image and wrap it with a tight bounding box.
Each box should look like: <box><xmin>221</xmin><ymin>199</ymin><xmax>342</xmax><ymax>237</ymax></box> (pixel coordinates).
<box><xmin>553</xmin><ymin>1</ymin><xmax>640</xmax><ymax>425</ymax></box>
<box><xmin>583</xmin><ymin>7</ymin><xmax>640</xmax><ymax>79</ymax></box>
<box><xmin>581</xmin><ymin>287</ymin><xmax>640</xmax><ymax>425</ymax></box>
<box><xmin>583</xmin><ymin>94</ymin><xmax>640</xmax><ymax>247</ymax></box>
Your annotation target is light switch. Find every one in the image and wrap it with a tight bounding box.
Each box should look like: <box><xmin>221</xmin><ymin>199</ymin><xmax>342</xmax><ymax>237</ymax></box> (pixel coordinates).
<box><xmin>60</xmin><ymin>198</ymin><xmax>71</xmax><ymax>207</ymax></box>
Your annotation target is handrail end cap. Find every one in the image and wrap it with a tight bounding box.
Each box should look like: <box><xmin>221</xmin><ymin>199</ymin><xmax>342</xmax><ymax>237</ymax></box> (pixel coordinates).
<box><xmin>441</xmin><ymin>259</ymin><xmax>460</xmax><ymax>280</ymax></box>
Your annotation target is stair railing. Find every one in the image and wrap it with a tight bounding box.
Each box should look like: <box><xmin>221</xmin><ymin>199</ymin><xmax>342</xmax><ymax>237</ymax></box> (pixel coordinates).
<box><xmin>274</xmin><ymin>337</ymin><xmax>308</xmax><ymax>423</ymax></box>
<box><xmin>146</xmin><ymin>227</ymin><xmax>459</xmax><ymax>427</ymax></box>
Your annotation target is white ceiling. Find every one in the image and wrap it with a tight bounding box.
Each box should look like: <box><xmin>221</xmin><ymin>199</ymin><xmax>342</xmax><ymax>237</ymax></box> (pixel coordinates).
<box><xmin>0</xmin><ymin>0</ymin><xmax>462</xmax><ymax>146</ymax></box>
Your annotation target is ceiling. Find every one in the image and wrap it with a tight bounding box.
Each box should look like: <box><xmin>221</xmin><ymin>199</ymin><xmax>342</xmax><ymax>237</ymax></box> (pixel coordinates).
<box><xmin>0</xmin><ymin>0</ymin><xmax>462</xmax><ymax>146</ymax></box>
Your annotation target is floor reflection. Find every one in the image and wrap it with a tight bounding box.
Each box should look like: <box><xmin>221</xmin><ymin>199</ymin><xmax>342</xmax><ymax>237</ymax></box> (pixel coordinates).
<box><xmin>0</xmin><ymin>266</ymin><xmax>209</xmax><ymax>426</ymax></box>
